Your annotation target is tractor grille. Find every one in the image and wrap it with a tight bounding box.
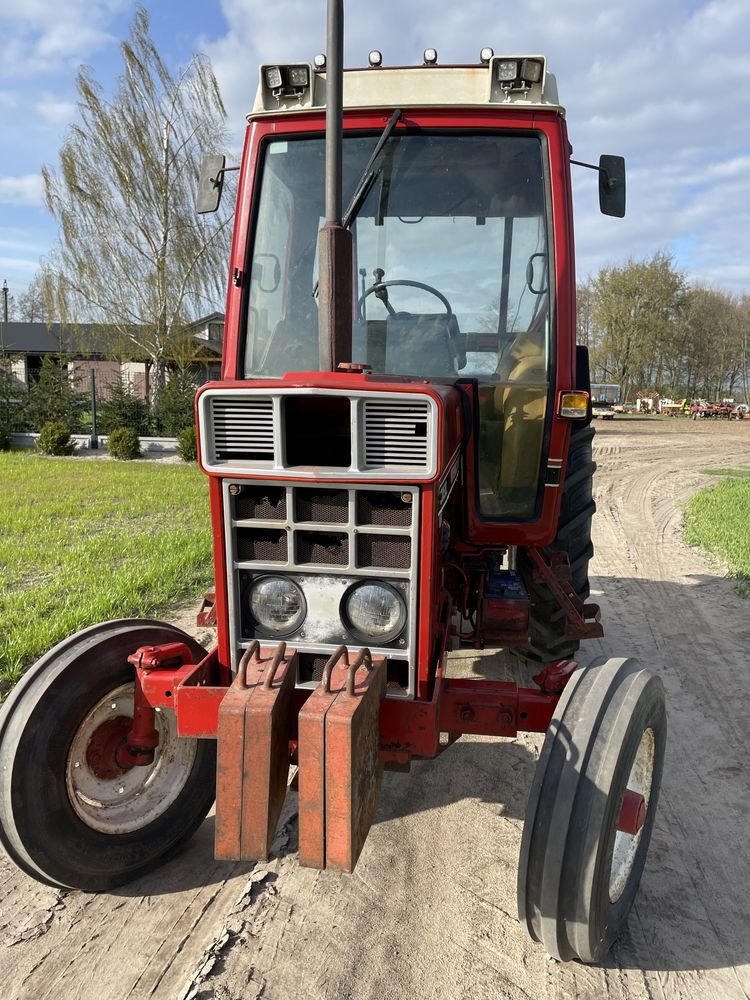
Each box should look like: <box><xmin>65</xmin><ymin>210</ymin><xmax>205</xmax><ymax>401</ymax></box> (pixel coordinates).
<box><xmin>199</xmin><ymin>389</ymin><xmax>437</xmax><ymax>478</ymax></box>
<box><xmin>356</xmin><ymin>534</ymin><xmax>411</xmax><ymax>569</ymax></box>
<box><xmin>363</xmin><ymin>399</ymin><xmax>430</xmax><ymax>468</ymax></box>
<box><xmin>296</xmin><ymin>531</ymin><xmax>349</xmax><ymax>566</ymax></box>
<box><xmin>235</xmin><ymin>485</ymin><xmax>286</xmax><ymax>520</ymax></box>
<box><xmin>236</xmin><ymin>528</ymin><xmax>287</xmax><ymax>562</ymax></box>
<box><xmin>356</xmin><ymin>490</ymin><xmax>412</xmax><ymax>526</ymax></box>
<box><xmin>224</xmin><ymin>480</ymin><xmax>420</xmax><ymax>697</ymax></box>
<box><xmin>295</xmin><ymin>489</ymin><xmax>348</xmax><ymax>523</ymax></box>
<box><xmin>211</xmin><ymin>397</ymin><xmax>274</xmax><ymax>461</ymax></box>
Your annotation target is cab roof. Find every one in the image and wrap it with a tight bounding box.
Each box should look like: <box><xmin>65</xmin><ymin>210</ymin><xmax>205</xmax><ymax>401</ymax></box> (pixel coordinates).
<box><xmin>250</xmin><ymin>57</ymin><xmax>563</xmax><ymax>119</ymax></box>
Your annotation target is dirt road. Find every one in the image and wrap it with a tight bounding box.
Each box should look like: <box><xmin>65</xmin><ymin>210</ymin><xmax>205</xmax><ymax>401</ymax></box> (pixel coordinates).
<box><xmin>2</xmin><ymin>418</ymin><xmax>750</xmax><ymax>999</ymax></box>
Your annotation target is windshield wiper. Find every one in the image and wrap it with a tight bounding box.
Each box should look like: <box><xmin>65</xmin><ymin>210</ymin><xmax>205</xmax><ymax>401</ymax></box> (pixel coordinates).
<box><xmin>341</xmin><ymin>107</ymin><xmax>402</xmax><ymax>230</ymax></box>
<box><xmin>314</xmin><ymin>108</ymin><xmax>402</xmax><ymax>298</ymax></box>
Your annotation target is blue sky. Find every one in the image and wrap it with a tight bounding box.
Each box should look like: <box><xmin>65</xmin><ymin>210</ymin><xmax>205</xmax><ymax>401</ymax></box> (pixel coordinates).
<box><xmin>2</xmin><ymin>0</ymin><xmax>749</xmax><ymax>305</ymax></box>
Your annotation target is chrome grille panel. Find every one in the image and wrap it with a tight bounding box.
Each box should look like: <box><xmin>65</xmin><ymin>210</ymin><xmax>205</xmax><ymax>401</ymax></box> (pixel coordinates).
<box><xmin>199</xmin><ymin>388</ymin><xmax>437</xmax><ymax>479</ymax></box>
<box><xmin>210</xmin><ymin>396</ymin><xmax>274</xmax><ymax>461</ymax></box>
<box><xmin>363</xmin><ymin>399</ymin><xmax>430</xmax><ymax>469</ymax></box>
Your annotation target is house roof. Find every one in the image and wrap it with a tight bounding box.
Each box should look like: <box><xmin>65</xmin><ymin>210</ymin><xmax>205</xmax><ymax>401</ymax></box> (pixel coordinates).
<box><xmin>0</xmin><ymin>315</ymin><xmax>225</xmax><ymax>359</ymax></box>
<box><xmin>0</xmin><ymin>322</ymin><xmax>113</xmax><ymax>356</ymax></box>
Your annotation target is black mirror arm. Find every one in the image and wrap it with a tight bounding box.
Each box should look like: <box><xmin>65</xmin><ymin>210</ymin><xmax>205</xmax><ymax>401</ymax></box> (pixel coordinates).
<box><xmin>570</xmin><ymin>158</ymin><xmax>616</xmax><ymax>188</ymax></box>
<box><xmin>213</xmin><ymin>164</ymin><xmax>240</xmax><ymax>186</ymax></box>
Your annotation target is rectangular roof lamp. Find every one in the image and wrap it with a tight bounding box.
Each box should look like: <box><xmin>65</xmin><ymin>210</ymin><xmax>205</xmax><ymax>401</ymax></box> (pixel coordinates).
<box><xmin>493</xmin><ymin>56</ymin><xmax>546</xmax><ymax>93</ymax></box>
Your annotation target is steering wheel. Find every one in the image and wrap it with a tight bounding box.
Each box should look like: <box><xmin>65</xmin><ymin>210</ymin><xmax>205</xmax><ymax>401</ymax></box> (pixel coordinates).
<box><xmin>357</xmin><ymin>278</ymin><xmax>453</xmax><ymax>320</ymax></box>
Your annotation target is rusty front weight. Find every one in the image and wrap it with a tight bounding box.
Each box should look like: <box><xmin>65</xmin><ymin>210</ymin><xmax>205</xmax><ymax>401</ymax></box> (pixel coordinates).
<box><xmin>345</xmin><ymin>648</ymin><xmax>373</xmax><ymax>696</ymax></box>
<box><xmin>262</xmin><ymin>642</ymin><xmax>288</xmax><ymax>689</ymax></box>
<box><xmin>237</xmin><ymin>640</ymin><xmax>261</xmax><ymax>688</ymax></box>
<box><xmin>320</xmin><ymin>645</ymin><xmax>348</xmax><ymax>693</ymax></box>
<box><xmin>320</xmin><ymin>645</ymin><xmax>373</xmax><ymax>697</ymax></box>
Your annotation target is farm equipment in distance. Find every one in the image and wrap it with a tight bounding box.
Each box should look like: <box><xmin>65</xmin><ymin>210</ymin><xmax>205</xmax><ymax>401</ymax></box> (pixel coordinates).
<box><xmin>0</xmin><ymin>4</ymin><xmax>666</xmax><ymax>966</ymax></box>
<box><xmin>591</xmin><ymin>383</ymin><xmax>621</xmax><ymax>420</ymax></box>
<box><xmin>690</xmin><ymin>400</ymin><xmax>735</xmax><ymax>419</ymax></box>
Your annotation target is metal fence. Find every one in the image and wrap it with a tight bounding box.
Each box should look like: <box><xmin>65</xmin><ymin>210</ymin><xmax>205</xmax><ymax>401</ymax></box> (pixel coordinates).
<box><xmin>2</xmin><ymin>361</ymin><xmax>205</xmax><ymax>439</ymax></box>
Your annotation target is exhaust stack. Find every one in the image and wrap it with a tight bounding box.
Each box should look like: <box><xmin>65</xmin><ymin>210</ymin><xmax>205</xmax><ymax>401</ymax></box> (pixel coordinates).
<box><xmin>317</xmin><ymin>0</ymin><xmax>353</xmax><ymax>371</ymax></box>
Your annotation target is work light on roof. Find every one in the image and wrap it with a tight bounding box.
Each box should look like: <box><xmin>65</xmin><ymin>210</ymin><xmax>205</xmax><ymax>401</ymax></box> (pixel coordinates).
<box><xmin>496</xmin><ymin>56</ymin><xmax>544</xmax><ymax>92</ymax></box>
<box><xmin>262</xmin><ymin>63</ymin><xmax>311</xmax><ymax>99</ymax></box>
<box><xmin>314</xmin><ymin>53</ymin><xmax>326</xmax><ymax>69</ymax></box>
<box><xmin>368</xmin><ymin>50</ymin><xmax>383</xmax><ymax>67</ymax></box>
<box><xmin>423</xmin><ymin>48</ymin><xmax>438</xmax><ymax>65</ymax></box>
<box><xmin>287</xmin><ymin>65</ymin><xmax>309</xmax><ymax>87</ymax></box>
<box><xmin>521</xmin><ymin>58</ymin><xmax>543</xmax><ymax>83</ymax></box>
<box><xmin>480</xmin><ymin>47</ymin><xmax>494</xmax><ymax>64</ymax></box>
<box><xmin>264</xmin><ymin>65</ymin><xmax>283</xmax><ymax>90</ymax></box>
<box><xmin>496</xmin><ymin>59</ymin><xmax>518</xmax><ymax>82</ymax></box>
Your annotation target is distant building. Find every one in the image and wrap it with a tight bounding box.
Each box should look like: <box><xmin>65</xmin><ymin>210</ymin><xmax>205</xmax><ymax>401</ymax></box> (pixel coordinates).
<box><xmin>0</xmin><ymin>315</ymin><xmax>224</xmax><ymax>399</ymax></box>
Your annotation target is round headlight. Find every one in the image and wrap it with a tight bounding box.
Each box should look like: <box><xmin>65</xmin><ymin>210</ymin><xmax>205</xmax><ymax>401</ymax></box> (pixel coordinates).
<box><xmin>248</xmin><ymin>576</ymin><xmax>306</xmax><ymax>636</ymax></box>
<box><xmin>342</xmin><ymin>581</ymin><xmax>406</xmax><ymax>644</ymax></box>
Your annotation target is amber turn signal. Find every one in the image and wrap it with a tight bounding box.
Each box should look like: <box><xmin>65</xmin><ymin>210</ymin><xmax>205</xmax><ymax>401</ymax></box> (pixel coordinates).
<box><xmin>559</xmin><ymin>391</ymin><xmax>589</xmax><ymax>418</ymax></box>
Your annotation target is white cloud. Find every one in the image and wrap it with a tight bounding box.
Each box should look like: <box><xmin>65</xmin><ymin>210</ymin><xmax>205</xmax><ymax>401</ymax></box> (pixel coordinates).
<box><xmin>0</xmin><ymin>175</ymin><xmax>45</xmax><ymax>207</ymax></box>
<box><xmin>0</xmin><ymin>0</ymin><xmax>130</xmax><ymax>78</ymax></box>
<box><xmin>199</xmin><ymin>0</ymin><xmax>750</xmax><ymax>292</ymax></box>
<box><xmin>34</xmin><ymin>93</ymin><xmax>77</xmax><ymax>125</ymax></box>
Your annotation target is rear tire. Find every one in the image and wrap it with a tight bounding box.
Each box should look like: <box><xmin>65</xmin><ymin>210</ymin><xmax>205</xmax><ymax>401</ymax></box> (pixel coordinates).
<box><xmin>517</xmin><ymin>422</ymin><xmax>596</xmax><ymax>662</ymax></box>
<box><xmin>517</xmin><ymin>656</ymin><xmax>666</xmax><ymax>962</ymax></box>
<box><xmin>0</xmin><ymin>619</ymin><xmax>216</xmax><ymax>891</ymax></box>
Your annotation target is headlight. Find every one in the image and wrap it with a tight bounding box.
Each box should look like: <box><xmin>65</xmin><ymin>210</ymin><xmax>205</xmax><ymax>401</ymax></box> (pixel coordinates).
<box><xmin>342</xmin><ymin>581</ymin><xmax>406</xmax><ymax>643</ymax></box>
<box><xmin>248</xmin><ymin>576</ymin><xmax>306</xmax><ymax>635</ymax></box>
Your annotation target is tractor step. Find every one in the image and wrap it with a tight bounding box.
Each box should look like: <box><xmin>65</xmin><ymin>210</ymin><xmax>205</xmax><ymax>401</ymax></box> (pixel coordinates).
<box><xmin>298</xmin><ymin>646</ymin><xmax>386</xmax><ymax>872</ymax></box>
<box><xmin>215</xmin><ymin>642</ymin><xmax>297</xmax><ymax>862</ymax></box>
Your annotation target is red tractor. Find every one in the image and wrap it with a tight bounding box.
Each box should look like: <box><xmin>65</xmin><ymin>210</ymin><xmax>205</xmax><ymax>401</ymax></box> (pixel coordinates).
<box><xmin>0</xmin><ymin>9</ymin><xmax>665</xmax><ymax>965</ymax></box>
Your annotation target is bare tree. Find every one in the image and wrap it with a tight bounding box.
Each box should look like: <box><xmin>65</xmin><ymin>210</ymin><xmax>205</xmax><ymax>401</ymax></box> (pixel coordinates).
<box><xmin>16</xmin><ymin>272</ymin><xmax>49</xmax><ymax>323</ymax></box>
<box><xmin>42</xmin><ymin>6</ymin><xmax>232</xmax><ymax>405</ymax></box>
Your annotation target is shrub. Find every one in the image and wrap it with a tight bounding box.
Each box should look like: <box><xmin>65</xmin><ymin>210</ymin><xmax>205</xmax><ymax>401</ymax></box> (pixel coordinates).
<box><xmin>25</xmin><ymin>357</ymin><xmax>86</xmax><ymax>432</ymax></box>
<box><xmin>108</xmin><ymin>425</ymin><xmax>141</xmax><ymax>460</ymax></box>
<box><xmin>177</xmin><ymin>425</ymin><xmax>198</xmax><ymax>462</ymax></box>
<box><xmin>99</xmin><ymin>377</ymin><xmax>151</xmax><ymax>435</ymax></box>
<box><xmin>37</xmin><ymin>420</ymin><xmax>75</xmax><ymax>456</ymax></box>
<box><xmin>0</xmin><ymin>362</ymin><xmax>24</xmax><ymax>443</ymax></box>
<box><xmin>154</xmin><ymin>368</ymin><xmax>198</xmax><ymax>436</ymax></box>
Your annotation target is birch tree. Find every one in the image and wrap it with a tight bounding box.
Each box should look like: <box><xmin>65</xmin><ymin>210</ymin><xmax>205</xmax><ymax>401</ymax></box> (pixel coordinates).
<box><xmin>42</xmin><ymin>7</ymin><xmax>232</xmax><ymax>405</ymax></box>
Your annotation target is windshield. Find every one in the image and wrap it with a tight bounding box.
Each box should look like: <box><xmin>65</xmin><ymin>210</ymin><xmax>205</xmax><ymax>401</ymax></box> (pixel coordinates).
<box><xmin>244</xmin><ymin>130</ymin><xmax>552</xmax><ymax>520</ymax></box>
<box><xmin>244</xmin><ymin>132</ymin><xmax>551</xmax><ymax>383</ymax></box>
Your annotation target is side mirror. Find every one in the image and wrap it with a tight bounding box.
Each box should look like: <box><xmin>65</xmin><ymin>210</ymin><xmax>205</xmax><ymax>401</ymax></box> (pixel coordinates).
<box><xmin>196</xmin><ymin>154</ymin><xmax>226</xmax><ymax>214</ymax></box>
<box><xmin>599</xmin><ymin>154</ymin><xmax>626</xmax><ymax>218</ymax></box>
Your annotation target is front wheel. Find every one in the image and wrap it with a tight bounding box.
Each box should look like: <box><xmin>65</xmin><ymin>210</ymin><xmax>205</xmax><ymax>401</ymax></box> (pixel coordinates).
<box><xmin>517</xmin><ymin>656</ymin><xmax>666</xmax><ymax>962</ymax></box>
<box><xmin>0</xmin><ymin>619</ymin><xmax>216</xmax><ymax>891</ymax></box>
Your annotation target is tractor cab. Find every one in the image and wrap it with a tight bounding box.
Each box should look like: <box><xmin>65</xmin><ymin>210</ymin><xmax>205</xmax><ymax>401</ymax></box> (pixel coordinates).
<box><xmin>245</xmin><ymin>123</ymin><xmax>551</xmax><ymax>518</ymax></box>
<box><xmin>235</xmin><ymin>56</ymin><xmax>565</xmax><ymax>523</ymax></box>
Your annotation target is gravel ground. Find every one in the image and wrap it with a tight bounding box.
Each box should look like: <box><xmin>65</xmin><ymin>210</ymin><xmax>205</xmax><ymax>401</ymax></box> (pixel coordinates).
<box><xmin>2</xmin><ymin>416</ymin><xmax>750</xmax><ymax>1000</ymax></box>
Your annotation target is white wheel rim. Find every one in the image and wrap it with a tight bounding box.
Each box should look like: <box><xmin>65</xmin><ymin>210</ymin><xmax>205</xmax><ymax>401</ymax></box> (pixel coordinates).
<box><xmin>65</xmin><ymin>683</ymin><xmax>198</xmax><ymax>835</ymax></box>
<box><xmin>609</xmin><ymin>727</ymin><xmax>655</xmax><ymax>902</ymax></box>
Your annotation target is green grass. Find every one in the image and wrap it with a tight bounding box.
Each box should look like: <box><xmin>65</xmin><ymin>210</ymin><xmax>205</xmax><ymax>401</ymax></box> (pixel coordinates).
<box><xmin>685</xmin><ymin>474</ymin><xmax>750</xmax><ymax>596</ymax></box>
<box><xmin>0</xmin><ymin>452</ymin><xmax>213</xmax><ymax>693</ymax></box>
<box><xmin>700</xmin><ymin>466</ymin><xmax>750</xmax><ymax>479</ymax></box>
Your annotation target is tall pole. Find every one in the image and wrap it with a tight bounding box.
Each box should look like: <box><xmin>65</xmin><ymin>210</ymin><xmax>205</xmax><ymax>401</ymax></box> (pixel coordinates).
<box><xmin>324</xmin><ymin>0</ymin><xmax>343</xmax><ymax>227</ymax></box>
<box><xmin>317</xmin><ymin>0</ymin><xmax>353</xmax><ymax>371</ymax></box>
<box><xmin>90</xmin><ymin>369</ymin><xmax>99</xmax><ymax>450</ymax></box>
<box><xmin>1</xmin><ymin>280</ymin><xmax>7</xmax><ymax>355</ymax></box>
